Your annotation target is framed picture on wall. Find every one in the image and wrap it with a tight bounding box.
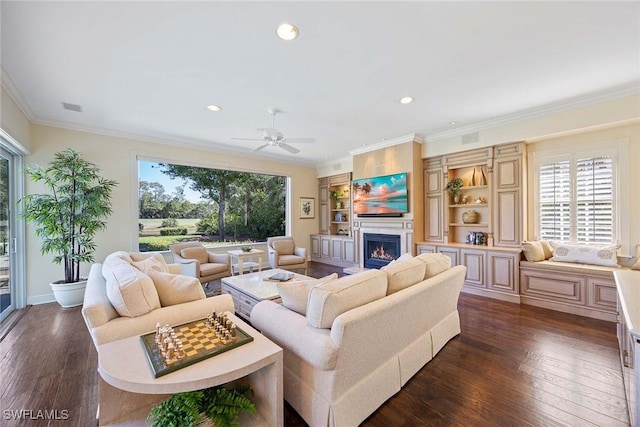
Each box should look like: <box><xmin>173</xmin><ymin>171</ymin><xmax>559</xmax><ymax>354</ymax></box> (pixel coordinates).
<box><xmin>299</xmin><ymin>197</ymin><xmax>315</xmax><ymax>219</ymax></box>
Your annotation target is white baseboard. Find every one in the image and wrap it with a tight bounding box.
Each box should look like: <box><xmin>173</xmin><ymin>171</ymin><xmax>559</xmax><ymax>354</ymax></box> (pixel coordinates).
<box><xmin>27</xmin><ymin>293</ymin><xmax>56</xmax><ymax>305</ymax></box>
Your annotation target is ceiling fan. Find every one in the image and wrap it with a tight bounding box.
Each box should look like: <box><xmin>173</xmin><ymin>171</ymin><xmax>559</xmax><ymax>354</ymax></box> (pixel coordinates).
<box><xmin>232</xmin><ymin>109</ymin><xmax>315</xmax><ymax>154</ymax></box>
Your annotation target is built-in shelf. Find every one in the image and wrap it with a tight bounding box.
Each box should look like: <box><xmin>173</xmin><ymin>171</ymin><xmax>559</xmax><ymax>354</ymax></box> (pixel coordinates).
<box><xmin>449</xmin><ymin>223</ymin><xmax>489</xmax><ymax>227</ymax></box>
<box><xmin>450</xmin><ymin>203</ymin><xmax>488</xmax><ymax>208</ymax></box>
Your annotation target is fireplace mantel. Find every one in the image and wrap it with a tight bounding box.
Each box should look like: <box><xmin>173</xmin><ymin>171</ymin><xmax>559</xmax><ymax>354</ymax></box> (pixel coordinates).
<box><xmin>352</xmin><ymin>217</ymin><xmax>414</xmax><ymax>268</ymax></box>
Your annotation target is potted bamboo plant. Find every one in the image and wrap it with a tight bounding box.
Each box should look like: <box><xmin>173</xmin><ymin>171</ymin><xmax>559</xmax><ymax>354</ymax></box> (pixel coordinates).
<box><xmin>21</xmin><ymin>149</ymin><xmax>117</xmax><ymax>307</ymax></box>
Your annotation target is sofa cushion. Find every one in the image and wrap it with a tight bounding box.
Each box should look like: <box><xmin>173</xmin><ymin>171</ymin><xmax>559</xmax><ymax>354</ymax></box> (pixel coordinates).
<box><xmin>415</xmin><ymin>253</ymin><xmax>451</xmax><ymax>279</ymax></box>
<box><xmin>181</xmin><ymin>246</ymin><xmax>209</xmax><ymax>264</ymax></box>
<box><xmin>277</xmin><ymin>273</ymin><xmax>337</xmax><ymax>315</ymax></box>
<box><xmin>278</xmin><ymin>254</ymin><xmax>305</xmax><ymax>266</ymax></box>
<box><xmin>382</xmin><ymin>258</ymin><xmax>426</xmax><ymax>295</ymax></box>
<box><xmin>147</xmin><ymin>270</ymin><xmax>205</xmax><ymax>306</ymax></box>
<box><xmin>550</xmin><ymin>242</ymin><xmax>620</xmax><ymax>267</ymax></box>
<box><xmin>521</xmin><ymin>241</ymin><xmax>545</xmax><ymax>262</ymax></box>
<box><xmin>199</xmin><ymin>263</ymin><xmax>228</xmax><ymax>276</ymax></box>
<box><xmin>130</xmin><ymin>253</ymin><xmax>170</xmax><ymax>274</ymax></box>
<box><xmin>306</xmin><ymin>269</ymin><xmax>387</xmax><ymax>329</ymax></box>
<box><xmin>102</xmin><ymin>255</ymin><xmax>160</xmax><ymax>317</ymax></box>
<box><xmin>272</xmin><ymin>239</ymin><xmax>295</xmax><ymax>255</ymax></box>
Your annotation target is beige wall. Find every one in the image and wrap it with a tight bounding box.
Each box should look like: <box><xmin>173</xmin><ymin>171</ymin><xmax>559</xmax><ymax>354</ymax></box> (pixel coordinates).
<box><xmin>1</xmin><ymin>86</ymin><xmax>32</xmax><ymax>150</ymax></box>
<box><xmin>26</xmin><ymin>124</ymin><xmax>318</xmax><ymax>303</ymax></box>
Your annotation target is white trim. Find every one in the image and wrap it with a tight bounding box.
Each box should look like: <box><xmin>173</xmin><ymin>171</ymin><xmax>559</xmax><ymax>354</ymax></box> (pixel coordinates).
<box><xmin>348</xmin><ymin>133</ymin><xmax>423</xmax><ymax>156</ymax></box>
<box><xmin>1</xmin><ymin>67</ymin><xmax>36</xmax><ymax>122</ymax></box>
<box><xmin>26</xmin><ymin>293</ymin><xmax>55</xmax><ymax>306</ymax></box>
<box><xmin>426</xmin><ymin>83</ymin><xmax>640</xmax><ymax>142</ymax></box>
<box><xmin>0</xmin><ymin>129</ymin><xmax>30</xmax><ymax>155</ymax></box>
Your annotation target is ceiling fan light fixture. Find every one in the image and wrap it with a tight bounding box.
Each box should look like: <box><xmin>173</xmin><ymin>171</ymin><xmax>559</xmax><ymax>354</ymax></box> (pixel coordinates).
<box><xmin>399</xmin><ymin>96</ymin><xmax>414</xmax><ymax>104</ymax></box>
<box><xmin>206</xmin><ymin>105</ymin><xmax>222</xmax><ymax>112</ymax></box>
<box><xmin>276</xmin><ymin>23</ymin><xmax>299</xmax><ymax>41</ymax></box>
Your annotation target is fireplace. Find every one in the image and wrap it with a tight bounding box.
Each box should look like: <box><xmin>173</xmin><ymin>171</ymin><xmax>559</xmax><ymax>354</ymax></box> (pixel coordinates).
<box><xmin>363</xmin><ymin>233</ymin><xmax>401</xmax><ymax>269</ymax></box>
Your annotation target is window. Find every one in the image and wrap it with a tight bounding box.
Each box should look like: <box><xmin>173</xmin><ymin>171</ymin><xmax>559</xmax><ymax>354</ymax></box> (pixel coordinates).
<box><xmin>137</xmin><ymin>160</ymin><xmax>288</xmax><ymax>252</ymax></box>
<box><xmin>538</xmin><ymin>154</ymin><xmax>615</xmax><ymax>245</ymax></box>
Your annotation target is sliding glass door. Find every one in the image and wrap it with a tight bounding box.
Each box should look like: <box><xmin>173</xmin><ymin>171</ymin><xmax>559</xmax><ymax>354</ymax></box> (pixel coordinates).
<box><xmin>0</xmin><ymin>149</ymin><xmax>13</xmax><ymax>321</ymax></box>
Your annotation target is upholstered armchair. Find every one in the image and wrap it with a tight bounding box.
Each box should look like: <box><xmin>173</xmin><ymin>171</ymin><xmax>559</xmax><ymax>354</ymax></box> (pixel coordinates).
<box><xmin>169</xmin><ymin>242</ymin><xmax>232</xmax><ymax>285</ymax></box>
<box><xmin>266</xmin><ymin>236</ymin><xmax>308</xmax><ymax>275</ymax></box>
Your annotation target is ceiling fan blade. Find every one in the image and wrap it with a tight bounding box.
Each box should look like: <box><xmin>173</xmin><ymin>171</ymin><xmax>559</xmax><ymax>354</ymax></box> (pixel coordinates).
<box><xmin>279</xmin><ymin>143</ymin><xmax>300</xmax><ymax>154</ymax></box>
<box><xmin>252</xmin><ymin>143</ymin><xmax>270</xmax><ymax>152</ymax></box>
<box><xmin>284</xmin><ymin>137</ymin><xmax>315</xmax><ymax>144</ymax></box>
<box><xmin>232</xmin><ymin>137</ymin><xmax>265</xmax><ymax>142</ymax></box>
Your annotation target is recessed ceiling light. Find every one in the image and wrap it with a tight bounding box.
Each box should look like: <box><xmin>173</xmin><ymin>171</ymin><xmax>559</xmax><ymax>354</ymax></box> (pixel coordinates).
<box><xmin>399</xmin><ymin>96</ymin><xmax>414</xmax><ymax>104</ymax></box>
<box><xmin>276</xmin><ymin>23</ymin><xmax>299</xmax><ymax>41</ymax></box>
<box><xmin>450</xmin><ymin>121</ymin><xmax>457</xmax><ymax>125</ymax></box>
<box><xmin>206</xmin><ymin>105</ymin><xmax>222</xmax><ymax>112</ymax></box>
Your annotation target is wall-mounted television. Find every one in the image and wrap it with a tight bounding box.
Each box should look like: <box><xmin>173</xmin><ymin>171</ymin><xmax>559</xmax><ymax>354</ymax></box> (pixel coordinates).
<box><xmin>352</xmin><ymin>172</ymin><xmax>408</xmax><ymax>216</ymax></box>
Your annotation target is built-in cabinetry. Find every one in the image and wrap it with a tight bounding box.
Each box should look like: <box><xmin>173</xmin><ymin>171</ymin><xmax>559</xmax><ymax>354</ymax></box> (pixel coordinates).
<box><xmin>312</xmin><ymin>173</ymin><xmax>356</xmax><ymax>267</ymax></box>
<box><xmin>416</xmin><ymin>242</ymin><xmax>521</xmax><ymax>302</ymax></box>
<box><xmin>615</xmin><ymin>270</ymin><xmax>640</xmax><ymax>426</ymax></box>
<box><xmin>419</xmin><ymin>142</ymin><xmax>525</xmax><ymax>300</ymax></box>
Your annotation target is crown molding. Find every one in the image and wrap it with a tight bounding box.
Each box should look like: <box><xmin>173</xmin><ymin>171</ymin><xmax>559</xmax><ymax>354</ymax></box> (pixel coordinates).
<box><xmin>348</xmin><ymin>133</ymin><xmax>423</xmax><ymax>157</ymax></box>
<box><xmin>425</xmin><ymin>83</ymin><xmax>640</xmax><ymax>142</ymax></box>
<box><xmin>1</xmin><ymin>67</ymin><xmax>36</xmax><ymax>122</ymax></box>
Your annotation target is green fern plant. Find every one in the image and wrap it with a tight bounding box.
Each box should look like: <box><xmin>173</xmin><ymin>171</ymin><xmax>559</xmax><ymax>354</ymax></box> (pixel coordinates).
<box><xmin>147</xmin><ymin>386</ymin><xmax>255</xmax><ymax>427</ymax></box>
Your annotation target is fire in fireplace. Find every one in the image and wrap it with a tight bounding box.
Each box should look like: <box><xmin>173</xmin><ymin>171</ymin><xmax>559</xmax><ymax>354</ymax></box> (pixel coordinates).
<box><xmin>363</xmin><ymin>233</ymin><xmax>401</xmax><ymax>269</ymax></box>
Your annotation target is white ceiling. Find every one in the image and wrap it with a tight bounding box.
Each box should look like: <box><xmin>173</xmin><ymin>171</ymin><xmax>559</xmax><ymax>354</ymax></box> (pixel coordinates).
<box><xmin>2</xmin><ymin>1</ymin><xmax>639</xmax><ymax>166</ymax></box>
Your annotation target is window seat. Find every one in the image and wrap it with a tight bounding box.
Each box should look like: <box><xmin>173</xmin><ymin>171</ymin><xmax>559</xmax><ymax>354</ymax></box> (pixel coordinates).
<box><xmin>519</xmin><ymin>259</ymin><xmax>630</xmax><ymax>322</ymax></box>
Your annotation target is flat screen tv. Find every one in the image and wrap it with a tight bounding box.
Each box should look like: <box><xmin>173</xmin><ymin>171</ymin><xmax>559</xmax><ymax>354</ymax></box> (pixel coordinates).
<box><xmin>352</xmin><ymin>172</ymin><xmax>408</xmax><ymax>216</ymax></box>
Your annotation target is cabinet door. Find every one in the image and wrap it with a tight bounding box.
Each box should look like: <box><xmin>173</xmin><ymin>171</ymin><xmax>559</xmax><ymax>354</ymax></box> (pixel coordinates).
<box><xmin>416</xmin><ymin>244</ymin><xmax>436</xmax><ymax>254</ymax></box>
<box><xmin>425</xmin><ymin>195</ymin><xmax>443</xmax><ymax>242</ymax></box>
<box><xmin>320</xmin><ymin>237</ymin><xmax>331</xmax><ymax>258</ymax></box>
<box><xmin>487</xmin><ymin>252</ymin><xmax>518</xmax><ymax>293</ymax></box>
<box><xmin>587</xmin><ymin>277</ymin><xmax>616</xmax><ymax>312</ymax></box>
<box><xmin>310</xmin><ymin>236</ymin><xmax>321</xmax><ymax>258</ymax></box>
<box><xmin>461</xmin><ymin>249</ymin><xmax>485</xmax><ymax>288</ymax></box>
<box><xmin>494</xmin><ymin>190</ymin><xmax>520</xmax><ymax>246</ymax></box>
<box><xmin>437</xmin><ymin>247</ymin><xmax>459</xmax><ymax>266</ymax></box>
<box><xmin>343</xmin><ymin>238</ymin><xmax>356</xmax><ymax>263</ymax></box>
<box><xmin>319</xmin><ymin>179</ymin><xmax>329</xmax><ymax>203</ymax></box>
<box><xmin>331</xmin><ymin>238</ymin><xmax>342</xmax><ymax>261</ymax></box>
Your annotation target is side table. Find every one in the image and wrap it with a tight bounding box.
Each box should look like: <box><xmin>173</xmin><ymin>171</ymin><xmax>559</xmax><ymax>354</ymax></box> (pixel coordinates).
<box><xmin>228</xmin><ymin>249</ymin><xmax>264</xmax><ymax>275</ymax></box>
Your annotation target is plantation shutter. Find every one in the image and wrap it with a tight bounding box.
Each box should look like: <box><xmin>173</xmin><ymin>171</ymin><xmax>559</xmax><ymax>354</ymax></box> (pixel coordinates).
<box><xmin>539</xmin><ymin>160</ymin><xmax>571</xmax><ymax>241</ymax></box>
<box><xmin>576</xmin><ymin>156</ymin><xmax>613</xmax><ymax>244</ymax></box>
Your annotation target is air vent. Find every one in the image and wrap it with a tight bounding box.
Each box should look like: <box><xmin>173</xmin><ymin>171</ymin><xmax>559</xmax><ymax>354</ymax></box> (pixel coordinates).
<box><xmin>461</xmin><ymin>132</ymin><xmax>479</xmax><ymax>144</ymax></box>
<box><xmin>62</xmin><ymin>102</ymin><xmax>83</xmax><ymax>112</ymax></box>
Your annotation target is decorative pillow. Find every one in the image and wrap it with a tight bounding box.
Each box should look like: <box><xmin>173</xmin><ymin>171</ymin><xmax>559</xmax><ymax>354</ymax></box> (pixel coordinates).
<box><xmin>540</xmin><ymin>240</ymin><xmax>553</xmax><ymax>259</ymax></box>
<box><xmin>388</xmin><ymin>253</ymin><xmax>414</xmax><ymax>265</ymax></box>
<box><xmin>521</xmin><ymin>241</ymin><xmax>545</xmax><ymax>262</ymax></box>
<box><xmin>415</xmin><ymin>253</ymin><xmax>451</xmax><ymax>279</ymax></box>
<box><xmin>131</xmin><ymin>253</ymin><xmax>169</xmax><ymax>274</ymax></box>
<box><xmin>306</xmin><ymin>270</ymin><xmax>387</xmax><ymax>329</ymax></box>
<box><xmin>147</xmin><ymin>270</ymin><xmax>205</xmax><ymax>306</ymax></box>
<box><xmin>277</xmin><ymin>273</ymin><xmax>338</xmax><ymax>315</ymax></box>
<box><xmin>272</xmin><ymin>239</ymin><xmax>295</xmax><ymax>255</ymax></box>
<box><xmin>382</xmin><ymin>258</ymin><xmax>426</xmax><ymax>295</ymax></box>
<box><xmin>102</xmin><ymin>255</ymin><xmax>160</xmax><ymax>317</ymax></box>
<box><xmin>180</xmin><ymin>246</ymin><xmax>209</xmax><ymax>264</ymax></box>
<box><xmin>550</xmin><ymin>242</ymin><xmax>620</xmax><ymax>267</ymax></box>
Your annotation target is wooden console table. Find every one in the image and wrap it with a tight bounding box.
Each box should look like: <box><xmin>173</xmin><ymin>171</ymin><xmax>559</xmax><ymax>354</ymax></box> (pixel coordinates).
<box><xmin>97</xmin><ymin>312</ymin><xmax>283</xmax><ymax>426</ymax></box>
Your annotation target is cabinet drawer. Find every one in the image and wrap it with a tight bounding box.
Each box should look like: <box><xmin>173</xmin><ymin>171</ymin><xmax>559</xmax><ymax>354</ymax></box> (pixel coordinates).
<box><xmin>520</xmin><ymin>269</ymin><xmax>586</xmax><ymax>305</ymax></box>
<box><xmin>587</xmin><ymin>277</ymin><xmax>616</xmax><ymax>312</ymax></box>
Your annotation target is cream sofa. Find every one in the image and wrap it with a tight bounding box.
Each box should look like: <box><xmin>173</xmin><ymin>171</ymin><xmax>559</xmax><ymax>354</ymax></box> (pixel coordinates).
<box><xmin>252</xmin><ymin>254</ymin><xmax>467</xmax><ymax>427</ymax></box>
<box><xmin>82</xmin><ymin>255</ymin><xmax>234</xmax><ymax>348</ymax></box>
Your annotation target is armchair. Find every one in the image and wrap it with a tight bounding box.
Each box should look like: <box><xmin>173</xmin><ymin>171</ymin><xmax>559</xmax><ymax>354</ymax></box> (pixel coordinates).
<box><xmin>266</xmin><ymin>236</ymin><xmax>308</xmax><ymax>275</ymax></box>
<box><xmin>169</xmin><ymin>242</ymin><xmax>232</xmax><ymax>285</ymax></box>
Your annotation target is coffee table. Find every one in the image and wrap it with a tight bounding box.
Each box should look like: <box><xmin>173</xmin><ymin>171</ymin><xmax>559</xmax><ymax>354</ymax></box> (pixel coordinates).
<box><xmin>221</xmin><ymin>268</ymin><xmax>313</xmax><ymax>321</ymax></box>
<box><xmin>97</xmin><ymin>312</ymin><xmax>282</xmax><ymax>426</ymax></box>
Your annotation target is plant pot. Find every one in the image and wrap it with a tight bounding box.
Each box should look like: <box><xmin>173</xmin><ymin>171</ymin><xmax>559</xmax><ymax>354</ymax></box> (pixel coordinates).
<box><xmin>462</xmin><ymin>210</ymin><xmax>479</xmax><ymax>224</ymax></box>
<box><xmin>50</xmin><ymin>279</ymin><xmax>87</xmax><ymax>308</ymax></box>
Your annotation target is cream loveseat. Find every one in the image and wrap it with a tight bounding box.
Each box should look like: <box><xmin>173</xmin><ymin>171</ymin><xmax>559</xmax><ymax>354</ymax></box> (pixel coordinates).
<box><xmin>82</xmin><ymin>251</ymin><xmax>234</xmax><ymax>347</ymax></box>
<box><xmin>252</xmin><ymin>253</ymin><xmax>467</xmax><ymax>427</ymax></box>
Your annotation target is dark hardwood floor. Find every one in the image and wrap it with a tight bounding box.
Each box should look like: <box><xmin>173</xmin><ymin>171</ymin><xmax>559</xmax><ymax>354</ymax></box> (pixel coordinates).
<box><xmin>0</xmin><ymin>262</ymin><xmax>628</xmax><ymax>426</ymax></box>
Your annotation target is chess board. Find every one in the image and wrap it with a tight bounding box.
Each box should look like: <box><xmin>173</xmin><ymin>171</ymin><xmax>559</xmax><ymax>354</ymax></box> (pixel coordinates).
<box><xmin>140</xmin><ymin>317</ymin><xmax>253</xmax><ymax>378</ymax></box>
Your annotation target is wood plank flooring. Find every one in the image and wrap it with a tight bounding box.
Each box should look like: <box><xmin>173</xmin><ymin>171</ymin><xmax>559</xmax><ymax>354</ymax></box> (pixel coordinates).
<box><xmin>0</xmin><ymin>262</ymin><xmax>628</xmax><ymax>426</ymax></box>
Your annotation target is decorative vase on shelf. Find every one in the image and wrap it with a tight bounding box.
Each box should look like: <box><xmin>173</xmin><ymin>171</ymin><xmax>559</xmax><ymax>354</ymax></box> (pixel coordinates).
<box><xmin>462</xmin><ymin>210</ymin><xmax>479</xmax><ymax>224</ymax></box>
<box><xmin>453</xmin><ymin>193</ymin><xmax>460</xmax><ymax>204</ymax></box>
<box><xmin>470</xmin><ymin>168</ymin><xmax>476</xmax><ymax>186</ymax></box>
<box><xmin>480</xmin><ymin>167</ymin><xmax>487</xmax><ymax>186</ymax></box>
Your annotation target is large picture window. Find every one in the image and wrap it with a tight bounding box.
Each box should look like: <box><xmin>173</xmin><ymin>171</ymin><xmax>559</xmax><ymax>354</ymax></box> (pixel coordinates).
<box><xmin>138</xmin><ymin>160</ymin><xmax>287</xmax><ymax>251</ymax></box>
<box><xmin>538</xmin><ymin>154</ymin><xmax>615</xmax><ymax>245</ymax></box>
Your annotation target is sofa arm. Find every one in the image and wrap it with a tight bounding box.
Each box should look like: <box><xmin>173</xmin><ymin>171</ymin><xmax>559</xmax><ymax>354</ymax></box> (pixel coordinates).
<box><xmin>252</xmin><ymin>301</ymin><xmax>338</xmax><ymax>370</ymax></box>
<box><xmin>175</xmin><ymin>259</ymin><xmax>198</xmax><ymax>277</ymax></box>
